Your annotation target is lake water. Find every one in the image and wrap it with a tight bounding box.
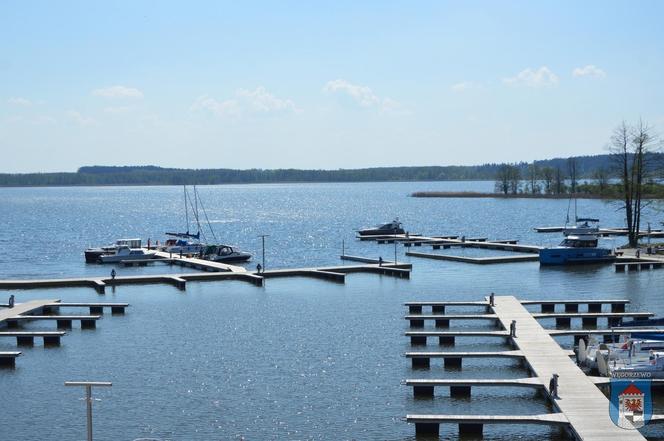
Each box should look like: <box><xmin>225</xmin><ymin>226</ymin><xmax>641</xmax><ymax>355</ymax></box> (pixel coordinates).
<box><xmin>1</xmin><ymin>182</ymin><xmax>664</xmax><ymax>440</ymax></box>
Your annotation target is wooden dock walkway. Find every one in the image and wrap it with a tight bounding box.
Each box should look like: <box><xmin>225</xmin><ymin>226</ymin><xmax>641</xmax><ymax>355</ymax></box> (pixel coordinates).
<box><xmin>404</xmin><ymin>296</ymin><xmax>651</xmax><ymax>439</ymax></box>
<box><xmin>0</xmin><ymin>261</ymin><xmax>411</xmax><ymax>293</ymax></box>
<box><xmin>490</xmin><ymin>296</ymin><xmax>646</xmax><ymax>440</ymax></box>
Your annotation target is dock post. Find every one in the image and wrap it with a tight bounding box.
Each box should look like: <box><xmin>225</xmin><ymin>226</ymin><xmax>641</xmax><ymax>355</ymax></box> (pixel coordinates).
<box><xmin>57</xmin><ymin>319</ymin><xmax>72</xmax><ymax>329</ymax></box>
<box><xmin>111</xmin><ymin>306</ymin><xmax>125</xmax><ymax>314</ymax></box>
<box><xmin>81</xmin><ymin>320</ymin><xmax>96</xmax><ymax>329</ymax></box>
<box><xmin>0</xmin><ymin>357</ymin><xmax>16</xmax><ymax>368</ymax></box>
<box><xmin>16</xmin><ymin>336</ymin><xmax>34</xmax><ymax>346</ymax></box>
<box><xmin>413</xmin><ymin>386</ymin><xmax>434</xmax><ymax>398</ymax></box>
<box><xmin>411</xmin><ymin>336</ymin><xmax>427</xmax><ymax>345</ymax></box>
<box><xmin>582</xmin><ymin>317</ymin><xmax>598</xmax><ymax>327</ymax></box>
<box><xmin>432</xmin><ymin>245</ymin><xmax>440</xmax><ymax>250</ymax></box>
<box><xmin>450</xmin><ymin>385</ymin><xmax>471</xmax><ymax>398</ymax></box>
<box><xmin>459</xmin><ymin>423</ymin><xmax>483</xmax><ymax>437</ymax></box>
<box><xmin>616</xmin><ymin>264</ymin><xmax>625</xmax><ymax>272</ymax></box>
<box><xmin>541</xmin><ymin>303</ymin><xmax>555</xmax><ymax>313</ymax></box>
<box><xmin>90</xmin><ymin>306</ymin><xmax>104</xmax><ymax>315</ymax></box>
<box><xmin>556</xmin><ymin>317</ymin><xmax>571</xmax><ymax>328</ymax></box>
<box><xmin>44</xmin><ymin>335</ymin><xmax>61</xmax><ymax>346</ymax></box>
<box><xmin>611</xmin><ymin>303</ymin><xmax>626</xmax><ymax>313</ymax></box>
<box><xmin>588</xmin><ymin>303</ymin><xmax>602</xmax><ymax>313</ymax></box>
<box><xmin>432</xmin><ymin>305</ymin><xmax>445</xmax><ymax>314</ymax></box>
<box><xmin>435</xmin><ymin>319</ymin><xmax>450</xmax><ymax>328</ymax></box>
<box><xmin>444</xmin><ymin>357</ymin><xmax>462</xmax><ymax>369</ymax></box>
<box><xmin>564</xmin><ymin>304</ymin><xmax>579</xmax><ymax>312</ymax></box>
<box><xmin>410</xmin><ymin>319</ymin><xmax>424</xmax><ymax>328</ymax></box>
<box><xmin>415</xmin><ymin>423</ymin><xmax>439</xmax><ymax>436</ymax></box>
<box><xmin>439</xmin><ymin>336</ymin><xmax>455</xmax><ymax>346</ymax></box>
<box><xmin>412</xmin><ymin>357</ymin><xmax>430</xmax><ymax>369</ymax></box>
<box><xmin>408</xmin><ymin>305</ymin><xmax>422</xmax><ymax>314</ymax></box>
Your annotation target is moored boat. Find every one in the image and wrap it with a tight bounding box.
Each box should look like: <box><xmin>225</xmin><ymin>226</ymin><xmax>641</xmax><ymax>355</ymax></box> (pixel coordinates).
<box><xmin>99</xmin><ymin>246</ymin><xmax>157</xmax><ymax>263</ymax></box>
<box><xmin>358</xmin><ymin>218</ymin><xmax>405</xmax><ymax>236</ymax></box>
<box><xmin>84</xmin><ymin>238</ymin><xmax>142</xmax><ymax>263</ymax></box>
<box><xmin>539</xmin><ymin>233</ymin><xmax>615</xmax><ymax>265</ymax></box>
<box><xmin>203</xmin><ymin>244</ymin><xmax>252</xmax><ymax>263</ymax></box>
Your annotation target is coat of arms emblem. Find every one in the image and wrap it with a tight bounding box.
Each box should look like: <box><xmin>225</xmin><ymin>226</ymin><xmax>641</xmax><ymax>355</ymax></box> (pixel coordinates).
<box><xmin>610</xmin><ymin>379</ymin><xmax>652</xmax><ymax>429</ymax></box>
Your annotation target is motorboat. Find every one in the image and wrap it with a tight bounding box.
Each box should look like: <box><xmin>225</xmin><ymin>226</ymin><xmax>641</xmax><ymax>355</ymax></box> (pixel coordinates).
<box><xmin>203</xmin><ymin>245</ymin><xmax>252</xmax><ymax>263</ymax></box>
<box><xmin>579</xmin><ymin>337</ymin><xmax>664</xmax><ymax>372</ymax></box>
<box><xmin>600</xmin><ymin>350</ymin><xmax>664</xmax><ymax>379</ymax></box>
<box><xmin>85</xmin><ymin>238</ymin><xmax>142</xmax><ymax>263</ymax></box>
<box><xmin>539</xmin><ymin>233</ymin><xmax>615</xmax><ymax>265</ymax></box>
<box><xmin>99</xmin><ymin>246</ymin><xmax>157</xmax><ymax>263</ymax></box>
<box><xmin>563</xmin><ymin>218</ymin><xmax>600</xmax><ymax>236</ymax></box>
<box><xmin>358</xmin><ymin>218</ymin><xmax>405</xmax><ymax>236</ymax></box>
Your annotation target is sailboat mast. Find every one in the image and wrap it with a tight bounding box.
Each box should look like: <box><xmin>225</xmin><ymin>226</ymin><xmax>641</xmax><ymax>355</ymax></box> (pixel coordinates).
<box><xmin>184</xmin><ymin>185</ymin><xmax>189</xmax><ymax>234</ymax></box>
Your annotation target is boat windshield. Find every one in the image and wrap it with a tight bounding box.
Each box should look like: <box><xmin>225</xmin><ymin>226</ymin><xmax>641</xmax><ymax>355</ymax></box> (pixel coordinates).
<box><xmin>559</xmin><ymin>238</ymin><xmax>598</xmax><ymax>248</ymax></box>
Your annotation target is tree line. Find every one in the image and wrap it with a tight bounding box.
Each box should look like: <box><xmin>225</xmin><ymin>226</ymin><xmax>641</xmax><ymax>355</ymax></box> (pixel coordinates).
<box><xmin>2</xmin><ymin>154</ymin><xmax>661</xmax><ymax>187</ymax></box>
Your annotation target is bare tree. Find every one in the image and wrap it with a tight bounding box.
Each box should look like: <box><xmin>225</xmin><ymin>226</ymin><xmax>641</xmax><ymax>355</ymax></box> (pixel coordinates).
<box><xmin>508</xmin><ymin>164</ymin><xmax>521</xmax><ymax>194</ymax></box>
<box><xmin>593</xmin><ymin>167</ymin><xmax>609</xmax><ymax>193</ymax></box>
<box><xmin>527</xmin><ymin>162</ymin><xmax>540</xmax><ymax>194</ymax></box>
<box><xmin>609</xmin><ymin>120</ymin><xmax>659</xmax><ymax>246</ymax></box>
<box><xmin>541</xmin><ymin>167</ymin><xmax>554</xmax><ymax>194</ymax></box>
<box><xmin>494</xmin><ymin>164</ymin><xmax>511</xmax><ymax>195</ymax></box>
<box><xmin>554</xmin><ymin>166</ymin><xmax>565</xmax><ymax>194</ymax></box>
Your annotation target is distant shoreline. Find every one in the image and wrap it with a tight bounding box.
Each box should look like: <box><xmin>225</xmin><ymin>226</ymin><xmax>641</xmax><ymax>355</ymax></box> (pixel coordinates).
<box><xmin>411</xmin><ymin>191</ymin><xmax>628</xmax><ymax>200</ymax></box>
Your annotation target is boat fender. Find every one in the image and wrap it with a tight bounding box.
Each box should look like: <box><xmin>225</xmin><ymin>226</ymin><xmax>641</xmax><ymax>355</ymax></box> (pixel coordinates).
<box><xmin>578</xmin><ymin>339</ymin><xmax>587</xmax><ymax>364</ymax></box>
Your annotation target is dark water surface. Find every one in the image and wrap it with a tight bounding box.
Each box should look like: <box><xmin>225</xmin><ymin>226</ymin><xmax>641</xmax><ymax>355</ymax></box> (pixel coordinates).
<box><xmin>1</xmin><ymin>182</ymin><xmax>664</xmax><ymax>440</ymax></box>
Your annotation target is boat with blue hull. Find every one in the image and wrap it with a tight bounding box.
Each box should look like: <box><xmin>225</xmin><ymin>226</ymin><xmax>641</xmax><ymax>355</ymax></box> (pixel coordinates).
<box><xmin>539</xmin><ymin>234</ymin><xmax>615</xmax><ymax>265</ymax></box>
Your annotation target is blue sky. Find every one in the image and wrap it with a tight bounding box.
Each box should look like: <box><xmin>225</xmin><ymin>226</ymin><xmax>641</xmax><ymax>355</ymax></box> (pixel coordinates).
<box><xmin>1</xmin><ymin>1</ymin><xmax>663</xmax><ymax>172</ymax></box>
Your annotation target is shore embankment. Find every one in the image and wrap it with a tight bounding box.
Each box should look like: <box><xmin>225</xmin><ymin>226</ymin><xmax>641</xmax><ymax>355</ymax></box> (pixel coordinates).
<box><xmin>410</xmin><ymin>191</ymin><xmax>621</xmax><ymax>199</ymax></box>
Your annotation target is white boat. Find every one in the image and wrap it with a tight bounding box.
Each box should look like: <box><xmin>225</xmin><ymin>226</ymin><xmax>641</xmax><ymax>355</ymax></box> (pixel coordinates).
<box><xmin>563</xmin><ymin>218</ymin><xmax>600</xmax><ymax>236</ymax></box>
<box><xmin>99</xmin><ymin>246</ymin><xmax>157</xmax><ymax>263</ymax></box>
<box><xmin>85</xmin><ymin>238</ymin><xmax>142</xmax><ymax>263</ymax></box>
<box><xmin>601</xmin><ymin>351</ymin><xmax>664</xmax><ymax>379</ymax></box>
<box><xmin>579</xmin><ymin>337</ymin><xmax>664</xmax><ymax>371</ymax></box>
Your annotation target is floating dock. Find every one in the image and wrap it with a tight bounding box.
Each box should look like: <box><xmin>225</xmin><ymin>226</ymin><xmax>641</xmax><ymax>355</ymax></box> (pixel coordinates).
<box><xmin>0</xmin><ymin>257</ymin><xmax>411</xmax><ymax>293</ymax></box>
<box><xmin>0</xmin><ymin>300</ymin><xmax>129</xmax><ymax>368</ymax></box>
<box><xmin>405</xmin><ymin>251</ymin><xmax>538</xmax><ymax>264</ymax></box>
<box><xmin>535</xmin><ymin>226</ymin><xmax>664</xmax><ymax>238</ymax></box>
<box><xmin>403</xmin><ymin>295</ymin><xmax>653</xmax><ymax>440</ymax></box>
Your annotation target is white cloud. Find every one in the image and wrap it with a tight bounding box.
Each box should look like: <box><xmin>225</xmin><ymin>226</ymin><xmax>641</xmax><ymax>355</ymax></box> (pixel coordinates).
<box><xmin>7</xmin><ymin>97</ymin><xmax>32</xmax><ymax>106</ymax></box>
<box><xmin>92</xmin><ymin>85</ymin><xmax>143</xmax><ymax>99</ymax></box>
<box><xmin>104</xmin><ymin>106</ymin><xmax>132</xmax><ymax>114</ymax></box>
<box><xmin>503</xmin><ymin>66</ymin><xmax>559</xmax><ymax>87</ymax></box>
<box><xmin>323</xmin><ymin>79</ymin><xmax>402</xmax><ymax>112</ymax></box>
<box><xmin>572</xmin><ymin>65</ymin><xmax>606</xmax><ymax>78</ymax></box>
<box><xmin>191</xmin><ymin>87</ymin><xmax>299</xmax><ymax>118</ymax></box>
<box><xmin>66</xmin><ymin>110</ymin><xmax>95</xmax><ymax>126</ymax></box>
<box><xmin>451</xmin><ymin>81</ymin><xmax>480</xmax><ymax>92</ymax></box>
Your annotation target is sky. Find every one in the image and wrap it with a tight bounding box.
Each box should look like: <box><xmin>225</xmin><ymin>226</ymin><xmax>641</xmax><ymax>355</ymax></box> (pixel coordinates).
<box><xmin>1</xmin><ymin>1</ymin><xmax>663</xmax><ymax>173</ymax></box>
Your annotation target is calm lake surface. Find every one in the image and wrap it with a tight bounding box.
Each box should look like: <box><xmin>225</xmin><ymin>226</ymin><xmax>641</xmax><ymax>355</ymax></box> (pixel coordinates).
<box><xmin>1</xmin><ymin>181</ymin><xmax>664</xmax><ymax>440</ymax></box>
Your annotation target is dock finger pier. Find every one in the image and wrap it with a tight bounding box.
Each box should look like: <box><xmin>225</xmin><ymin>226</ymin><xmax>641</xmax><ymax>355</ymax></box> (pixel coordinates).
<box><xmin>403</xmin><ymin>295</ymin><xmax>658</xmax><ymax>440</ymax></box>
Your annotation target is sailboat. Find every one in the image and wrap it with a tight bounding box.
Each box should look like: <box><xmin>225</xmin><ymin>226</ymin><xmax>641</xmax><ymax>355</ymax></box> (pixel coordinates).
<box><xmin>163</xmin><ymin>186</ymin><xmax>206</xmax><ymax>254</ymax></box>
<box><xmin>164</xmin><ymin>186</ymin><xmax>252</xmax><ymax>262</ymax></box>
